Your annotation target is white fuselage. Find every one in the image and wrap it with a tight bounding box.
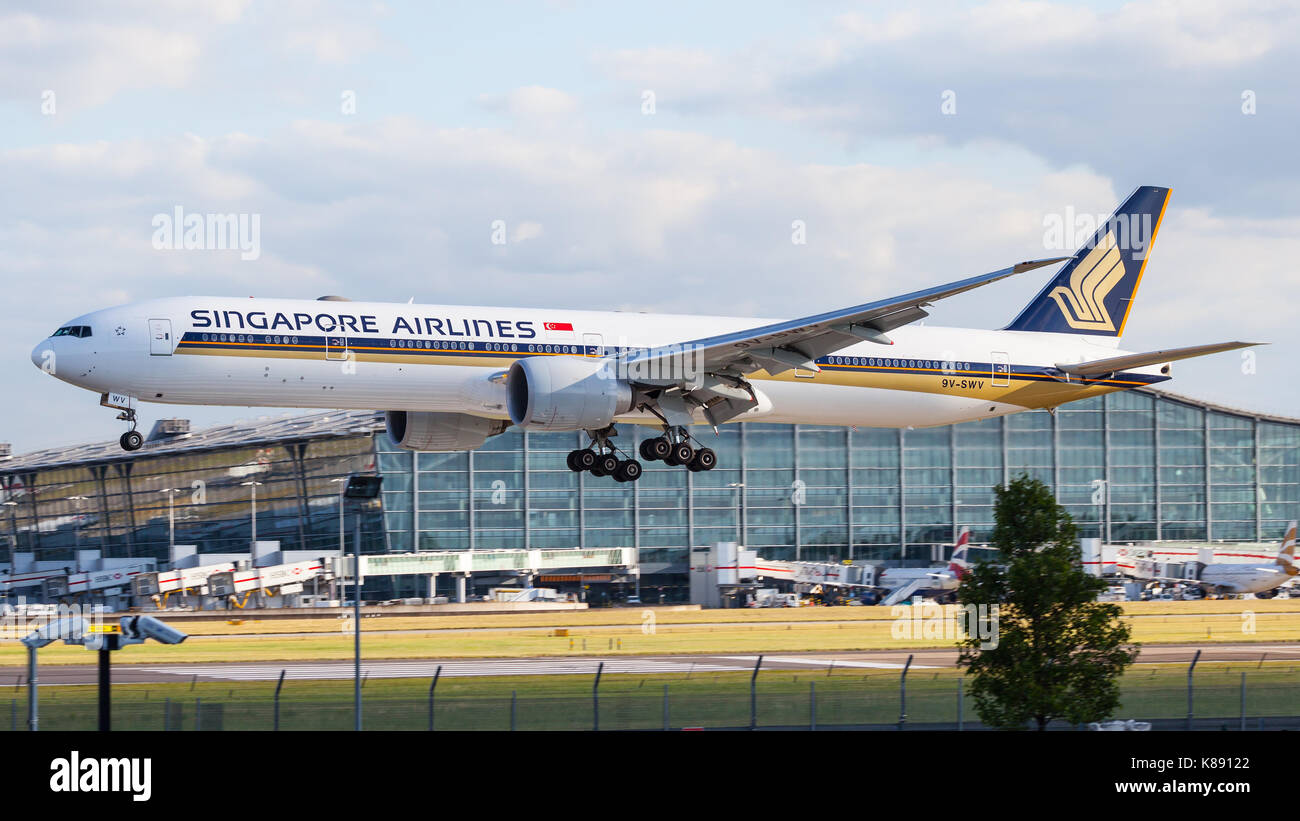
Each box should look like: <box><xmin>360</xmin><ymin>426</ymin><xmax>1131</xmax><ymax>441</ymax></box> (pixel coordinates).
<box><xmin>1198</xmin><ymin>563</ymin><xmax>1295</xmax><ymax>595</ymax></box>
<box><xmin>877</xmin><ymin>566</ymin><xmax>963</xmax><ymax>592</ymax></box>
<box><xmin>32</xmin><ymin>296</ymin><xmax>1171</xmax><ymax>430</ymax></box>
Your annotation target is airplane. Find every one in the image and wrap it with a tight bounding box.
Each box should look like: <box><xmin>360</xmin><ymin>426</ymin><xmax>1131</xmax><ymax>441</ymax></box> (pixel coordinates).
<box><xmin>31</xmin><ymin>185</ymin><xmax>1261</xmax><ymax>483</ymax></box>
<box><xmin>876</xmin><ymin>528</ymin><xmax>972</xmax><ymax>605</ymax></box>
<box><xmin>1167</xmin><ymin>522</ymin><xmax>1298</xmax><ymax>598</ymax></box>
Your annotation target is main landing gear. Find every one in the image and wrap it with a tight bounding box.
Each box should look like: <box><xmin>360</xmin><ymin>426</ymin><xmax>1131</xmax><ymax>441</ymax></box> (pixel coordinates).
<box><xmin>116</xmin><ymin>407</ymin><xmax>143</xmax><ymax>452</ymax></box>
<box><xmin>567</xmin><ymin>426</ymin><xmax>718</xmax><ymax>483</ymax></box>
<box><xmin>639</xmin><ymin>427</ymin><xmax>716</xmax><ymax>472</ymax></box>
<box><xmin>566</xmin><ymin>427</ymin><xmax>642</xmax><ymax>483</ymax></box>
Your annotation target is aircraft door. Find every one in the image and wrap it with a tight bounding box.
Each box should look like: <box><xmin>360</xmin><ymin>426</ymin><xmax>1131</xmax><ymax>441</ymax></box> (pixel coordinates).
<box><xmin>583</xmin><ymin>333</ymin><xmax>604</xmax><ymax>358</ymax></box>
<box><xmin>148</xmin><ymin>318</ymin><xmax>173</xmax><ymax>356</ymax></box>
<box><xmin>991</xmin><ymin>351</ymin><xmax>1011</xmax><ymax>387</ymax></box>
<box><xmin>325</xmin><ymin>335</ymin><xmax>349</xmax><ymax>361</ymax></box>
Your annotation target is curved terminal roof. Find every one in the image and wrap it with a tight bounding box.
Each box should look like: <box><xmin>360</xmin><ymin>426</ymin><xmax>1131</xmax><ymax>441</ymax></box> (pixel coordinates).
<box><xmin>2</xmin><ymin>410</ymin><xmax>385</xmax><ymax>473</ymax></box>
<box><xmin>2</xmin><ymin>386</ymin><xmax>1296</xmax><ymax>474</ymax></box>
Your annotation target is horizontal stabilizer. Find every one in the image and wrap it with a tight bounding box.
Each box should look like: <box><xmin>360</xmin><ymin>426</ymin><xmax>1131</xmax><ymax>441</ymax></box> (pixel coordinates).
<box><xmin>1055</xmin><ymin>341</ymin><xmax>1263</xmax><ymax>377</ymax></box>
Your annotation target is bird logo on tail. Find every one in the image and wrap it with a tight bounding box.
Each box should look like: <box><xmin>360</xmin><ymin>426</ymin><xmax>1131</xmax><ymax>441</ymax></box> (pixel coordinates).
<box><xmin>1048</xmin><ymin>231</ymin><xmax>1126</xmax><ymax>332</ymax></box>
<box><xmin>1276</xmin><ymin>521</ymin><xmax>1298</xmax><ymax>576</ymax></box>
<box><xmin>947</xmin><ymin>528</ymin><xmax>972</xmax><ymax>579</ymax></box>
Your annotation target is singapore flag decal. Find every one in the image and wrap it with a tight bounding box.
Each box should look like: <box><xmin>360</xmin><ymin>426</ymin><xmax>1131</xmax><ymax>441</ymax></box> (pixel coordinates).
<box><xmin>544</xmin><ymin>321</ymin><xmax>576</xmax><ymax>341</ymax></box>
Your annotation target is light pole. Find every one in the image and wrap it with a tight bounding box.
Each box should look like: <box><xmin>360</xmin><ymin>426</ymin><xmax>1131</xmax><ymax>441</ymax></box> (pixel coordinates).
<box><xmin>342</xmin><ymin>474</ymin><xmax>383</xmax><ymax>732</ymax></box>
<box><xmin>728</xmin><ymin>483</ymin><xmax>745</xmax><ymax>544</ymax></box>
<box><xmin>240</xmin><ymin>481</ymin><xmax>263</xmax><ymax>561</ymax></box>
<box><xmin>85</xmin><ymin>615</ymin><xmax>188</xmax><ymax>731</ymax></box>
<box><xmin>330</xmin><ymin>477</ymin><xmax>347</xmax><ymax>557</ymax></box>
<box><xmin>160</xmin><ymin>488</ymin><xmax>179</xmax><ymax>554</ymax></box>
<box><xmin>633</xmin><ymin>553</ymin><xmax>641</xmax><ymax>604</ymax></box>
<box><xmin>3</xmin><ymin>500</ymin><xmax>17</xmax><ymax>608</ymax></box>
<box><xmin>21</xmin><ymin>616</ymin><xmax>87</xmax><ymax>732</ymax></box>
<box><xmin>66</xmin><ymin>496</ymin><xmax>88</xmax><ymax>549</ymax></box>
<box><xmin>329</xmin><ymin>477</ymin><xmax>348</xmax><ymax>605</ymax></box>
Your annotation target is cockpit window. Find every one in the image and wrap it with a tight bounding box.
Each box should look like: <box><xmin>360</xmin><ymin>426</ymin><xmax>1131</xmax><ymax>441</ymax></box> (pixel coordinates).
<box><xmin>51</xmin><ymin>325</ymin><xmax>92</xmax><ymax>338</ymax></box>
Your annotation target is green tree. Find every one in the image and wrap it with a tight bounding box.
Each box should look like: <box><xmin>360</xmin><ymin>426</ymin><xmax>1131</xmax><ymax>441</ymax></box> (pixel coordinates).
<box><xmin>957</xmin><ymin>475</ymin><xmax>1137</xmax><ymax>730</ymax></box>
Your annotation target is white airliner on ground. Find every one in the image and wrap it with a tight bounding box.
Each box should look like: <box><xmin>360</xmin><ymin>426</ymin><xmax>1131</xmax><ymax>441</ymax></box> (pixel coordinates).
<box><xmin>32</xmin><ymin>186</ymin><xmax>1258</xmax><ymax>483</ymax></box>
<box><xmin>1178</xmin><ymin>522</ymin><xmax>1297</xmax><ymax>598</ymax></box>
<box><xmin>877</xmin><ymin>528</ymin><xmax>972</xmax><ymax>605</ymax></box>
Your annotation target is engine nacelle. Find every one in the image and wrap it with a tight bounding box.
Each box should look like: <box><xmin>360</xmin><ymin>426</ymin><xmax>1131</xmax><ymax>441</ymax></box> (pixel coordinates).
<box><xmin>506</xmin><ymin>356</ymin><xmax>633</xmax><ymax>431</ymax></box>
<box><xmin>385</xmin><ymin>411</ymin><xmax>508</xmax><ymax>451</ymax></box>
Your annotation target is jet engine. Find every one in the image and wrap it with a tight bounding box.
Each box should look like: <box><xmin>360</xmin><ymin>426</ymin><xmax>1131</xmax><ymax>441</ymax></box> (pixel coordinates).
<box><xmin>384</xmin><ymin>411</ymin><xmax>508</xmax><ymax>451</ymax></box>
<box><xmin>506</xmin><ymin>355</ymin><xmax>632</xmax><ymax>431</ymax></box>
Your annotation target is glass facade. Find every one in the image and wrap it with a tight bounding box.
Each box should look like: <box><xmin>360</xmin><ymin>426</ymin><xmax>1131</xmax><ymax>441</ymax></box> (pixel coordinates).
<box><xmin>2</xmin><ymin>434</ymin><xmax>385</xmax><ymax>564</ymax></box>
<box><xmin>3</xmin><ymin>389</ymin><xmax>1297</xmax><ymax>582</ymax></box>
<box><xmin>377</xmin><ymin>390</ymin><xmax>1300</xmax><ymax>570</ymax></box>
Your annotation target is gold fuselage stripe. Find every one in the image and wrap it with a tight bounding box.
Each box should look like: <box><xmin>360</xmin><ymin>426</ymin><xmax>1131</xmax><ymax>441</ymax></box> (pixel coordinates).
<box><xmin>176</xmin><ymin>339</ymin><xmax>1160</xmax><ymax>410</ymax></box>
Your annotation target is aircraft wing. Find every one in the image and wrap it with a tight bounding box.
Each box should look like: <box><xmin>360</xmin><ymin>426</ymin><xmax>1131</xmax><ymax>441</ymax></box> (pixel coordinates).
<box><xmin>1055</xmin><ymin>341</ymin><xmax>1264</xmax><ymax>378</ymax></box>
<box><xmin>615</xmin><ymin>257</ymin><xmax>1068</xmax><ymax>378</ymax></box>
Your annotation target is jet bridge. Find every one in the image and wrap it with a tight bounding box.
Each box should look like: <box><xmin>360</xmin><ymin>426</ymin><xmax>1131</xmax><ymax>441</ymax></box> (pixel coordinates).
<box><xmin>331</xmin><ymin>547</ymin><xmax>639</xmax><ymax>603</ymax></box>
<box><xmin>689</xmin><ymin>542</ymin><xmax>878</xmax><ymax>608</ymax></box>
<box><xmin>204</xmin><ymin>559</ymin><xmax>331</xmax><ymax>607</ymax></box>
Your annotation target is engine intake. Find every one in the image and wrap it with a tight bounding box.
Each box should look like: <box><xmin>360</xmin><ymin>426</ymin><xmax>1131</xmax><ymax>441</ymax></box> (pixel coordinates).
<box><xmin>506</xmin><ymin>356</ymin><xmax>632</xmax><ymax>431</ymax></box>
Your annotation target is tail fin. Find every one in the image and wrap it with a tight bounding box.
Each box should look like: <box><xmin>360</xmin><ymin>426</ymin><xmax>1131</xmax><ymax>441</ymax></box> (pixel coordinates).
<box><xmin>1005</xmin><ymin>185</ymin><xmax>1172</xmax><ymax>338</ymax></box>
<box><xmin>1276</xmin><ymin>521</ymin><xmax>1297</xmax><ymax>569</ymax></box>
<box><xmin>948</xmin><ymin>527</ymin><xmax>971</xmax><ymax>578</ymax></box>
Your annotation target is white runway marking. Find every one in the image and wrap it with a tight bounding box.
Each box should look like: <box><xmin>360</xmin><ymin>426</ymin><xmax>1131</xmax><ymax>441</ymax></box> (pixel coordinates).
<box><xmin>141</xmin><ymin>657</ymin><xmax>740</xmax><ymax>681</ymax></box>
<box><xmin>1185</xmin><ymin>644</ymin><xmax>1300</xmax><ymax>657</ymax></box>
<box><xmin>1186</xmin><ymin>645</ymin><xmax>1300</xmax><ymax>654</ymax></box>
<box><xmin>721</xmin><ymin>655</ymin><xmax>939</xmax><ymax>670</ymax></box>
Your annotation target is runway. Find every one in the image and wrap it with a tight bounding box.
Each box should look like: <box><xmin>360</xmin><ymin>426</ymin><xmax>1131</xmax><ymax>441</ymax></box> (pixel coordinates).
<box><xmin>9</xmin><ymin>643</ymin><xmax>1297</xmax><ymax>685</ymax></box>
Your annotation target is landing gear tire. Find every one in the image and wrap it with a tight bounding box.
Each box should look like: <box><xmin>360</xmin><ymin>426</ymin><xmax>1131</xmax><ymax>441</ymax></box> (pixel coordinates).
<box><xmin>568</xmin><ymin>449</ymin><xmax>597</xmax><ymax>472</ymax></box>
<box><xmin>687</xmin><ymin>447</ymin><xmax>717</xmax><ymax>472</ymax></box>
<box><xmin>591</xmin><ymin>453</ymin><xmax>619</xmax><ymax>477</ymax></box>
<box><xmin>641</xmin><ymin>436</ymin><xmax>672</xmax><ymax>462</ymax></box>
<box><xmin>614</xmin><ymin>459</ymin><xmax>643</xmax><ymax>483</ymax></box>
<box><xmin>666</xmin><ymin>442</ymin><xmax>695</xmax><ymax>467</ymax></box>
<box><xmin>120</xmin><ymin>430</ymin><xmax>144</xmax><ymax>451</ymax></box>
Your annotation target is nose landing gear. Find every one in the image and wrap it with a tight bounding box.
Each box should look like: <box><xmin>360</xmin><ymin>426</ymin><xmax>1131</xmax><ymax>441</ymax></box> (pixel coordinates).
<box><xmin>116</xmin><ymin>408</ymin><xmax>143</xmax><ymax>451</ymax></box>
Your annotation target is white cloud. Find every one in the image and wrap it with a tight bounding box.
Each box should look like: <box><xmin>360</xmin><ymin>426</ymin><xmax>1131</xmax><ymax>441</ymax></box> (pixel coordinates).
<box><xmin>0</xmin><ymin>0</ymin><xmax>386</xmax><ymax>110</ymax></box>
<box><xmin>0</xmin><ymin>14</ymin><xmax>204</xmax><ymax>108</ymax></box>
<box><xmin>1</xmin><ymin>0</ymin><xmax>1295</xmax><ymax>451</ymax></box>
<box><xmin>484</xmin><ymin>86</ymin><xmax>579</xmax><ymax>119</ymax></box>
<box><xmin>511</xmin><ymin>221</ymin><xmax>545</xmax><ymax>242</ymax></box>
<box><xmin>596</xmin><ymin>0</ymin><xmax>1300</xmax><ymax>216</ymax></box>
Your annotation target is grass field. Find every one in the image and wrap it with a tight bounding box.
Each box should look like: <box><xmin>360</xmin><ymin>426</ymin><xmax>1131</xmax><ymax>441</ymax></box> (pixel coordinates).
<box><xmin>0</xmin><ymin>604</ymin><xmax>1296</xmax><ymax>667</ymax></box>
<box><xmin>0</xmin><ymin>662</ymin><xmax>1295</xmax><ymax>731</ymax></box>
<box><xmin>0</xmin><ymin>600</ymin><xmax>1294</xmax><ymax>670</ymax></box>
<box><xmin>49</xmin><ymin>598</ymin><xmax>1300</xmax><ymax>637</ymax></box>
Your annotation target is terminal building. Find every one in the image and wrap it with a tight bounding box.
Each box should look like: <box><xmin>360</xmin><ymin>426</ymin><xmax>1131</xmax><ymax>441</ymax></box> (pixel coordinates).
<box><xmin>1</xmin><ymin>386</ymin><xmax>1297</xmax><ymax>603</ymax></box>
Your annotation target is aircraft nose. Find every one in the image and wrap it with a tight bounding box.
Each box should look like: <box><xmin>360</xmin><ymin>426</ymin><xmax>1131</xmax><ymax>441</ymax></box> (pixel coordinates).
<box><xmin>31</xmin><ymin>341</ymin><xmax>47</xmax><ymax>372</ymax></box>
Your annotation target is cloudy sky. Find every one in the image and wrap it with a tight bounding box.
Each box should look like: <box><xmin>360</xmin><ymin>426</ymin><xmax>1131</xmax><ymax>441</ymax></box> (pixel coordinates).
<box><xmin>3</xmin><ymin>0</ymin><xmax>1297</xmax><ymax>452</ymax></box>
